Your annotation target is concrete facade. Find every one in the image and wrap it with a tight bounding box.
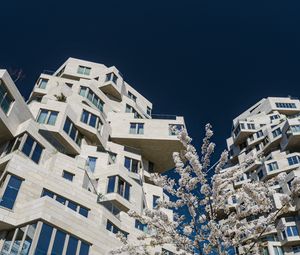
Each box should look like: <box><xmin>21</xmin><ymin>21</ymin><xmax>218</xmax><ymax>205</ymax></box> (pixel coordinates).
<box><xmin>226</xmin><ymin>97</ymin><xmax>300</xmax><ymax>255</ymax></box>
<box><xmin>0</xmin><ymin>58</ymin><xmax>185</xmax><ymax>255</ymax></box>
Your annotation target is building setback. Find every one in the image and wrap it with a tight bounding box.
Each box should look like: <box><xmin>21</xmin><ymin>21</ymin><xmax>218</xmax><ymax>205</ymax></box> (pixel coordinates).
<box><xmin>225</xmin><ymin>97</ymin><xmax>300</xmax><ymax>255</ymax></box>
<box><xmin>0</xmin><ymin>58</ymin><xmax>185</xmax><ymax>255</ymax></box>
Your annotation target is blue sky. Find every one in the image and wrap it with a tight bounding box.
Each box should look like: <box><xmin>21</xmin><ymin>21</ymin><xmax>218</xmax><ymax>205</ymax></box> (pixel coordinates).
<box><xmin>1</xmin><ymin>0</ymin><xmax>300</xmax><ymax>159</ymax></box>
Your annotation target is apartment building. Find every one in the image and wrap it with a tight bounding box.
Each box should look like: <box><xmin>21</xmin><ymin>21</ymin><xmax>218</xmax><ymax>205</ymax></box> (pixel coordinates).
<box><xmin>0</xmin><ymin>58</ymin><xmax>186</xmax><ymax>255</ymax></box>
<box><xmin>225</xmin><ymin>97</ymin><xmax>300</xmax><ymax>255</ymax></box>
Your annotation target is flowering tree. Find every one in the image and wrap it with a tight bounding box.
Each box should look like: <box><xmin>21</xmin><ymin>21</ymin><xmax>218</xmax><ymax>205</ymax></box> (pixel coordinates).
<box><xmin>111</xmin><ymin>124</ymin><xmax>294</xmax><ymax>255</ymax></box>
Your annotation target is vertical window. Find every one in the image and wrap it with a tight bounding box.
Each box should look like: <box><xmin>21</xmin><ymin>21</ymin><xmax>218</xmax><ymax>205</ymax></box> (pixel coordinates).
<box><xmin>37</xmin><ymin>78</ymin><xmax>48</xmax><ymax>89</ymax></box>
<box><xmin>51</xmin><ymin>229</ymin><xmax>66</xmax><ymax>255</ymax></box>
<box><xmin>37</xmin><ymin>109</ymin><xmax>48</xmax><ymax>124</ymax></box>
<box><xmin>107</xmin><ymin>176</ymin><xmax>116</xmax><ymax>193</ymax></box>
<box><xmin>77</xmin><ymin>66</ymin><xmax>91</xmax><ymax>75</ymax></box>
<box><xmin>267</xmin><ymin>162</ymin><xmax>279</xmax><ymax>171</ymax></box>
<box><xmin>79</xmin><ymin>207</ymin><xmax>89</xmax><ymax>218</ymax></box>
<box><xmin>11</xmin><ymin>226</ymin><xmax>26</xmax><ymax>254</ymax></box>
<box><xmin>124</xmin><ymin>157</ymin><xmax>139</xmax><ymax>173</ymax></box>
<box><xmin>0</xmin><ymin>80</ymin><xmax>14</xmax><ymax>114</ymax></box>
<box><xmin>47</xmin><ymin>111</ymin><xmax>58</xmax><ymax>125</ymax></box>
<box><xmin>148</xmin><ymin>161</ymin><xmax>154</xmax><ymax>173</ymax></box>
<box><xmin>79</xmin><ymin>241</ymin><xmax>90</xmax><ymax>255</ymax></box>
<box><xmin>81</xmin><ymin>110</ymin><xmax>100</xmax><ymax>129</ymax></box>
<box><xmin>153</xmin><ymin>195</ymin><xmax>160</xmax><ymax>209</ymax></box>
<box><xmin>1</xmin><ymin>230</ymin><xmax>15</xmax><ymax>254</ymax></box>
<box><xmin>66</xmin><ymin>236</ymin><xmax>79</xmax><ymax>255</ymax></box>
<box><xmin>135</xmin><ymin>220</ymin><xmax>147</xmax><ymax>232</ymax></box>
<box><xmin>87</xmin><ymin>157</ymin><xmax>97</xmax><ymax>172</ymax></box>
<box><xmin>0</xmin><ymin>175</ymin><xmax>22</xmax><ymax>209</ymax></box>
<box><xmin>272</xmin><ymin>128</ymin><xmax>282</xmax><ymax>138</ymax></box>
<box><xmin>286</xmin><ymin>226</ymin><xmax>299</xmax><ymax>236</ymax></box>
<box><xmin>129</xmin><ymin>123</ymin><xmax>144</xmax><ymax>134</ymax></box>
<box><xmin>107</xmin><ymin>176</ymin><xmax>131</xmax><ymax>200</ymax></box>
<box><xmin>62</xmin><ymin>171</ymin><xmax>74</xmax><ymax>182</ymax></box>
<box><xmin>34</xmin><ymin>223</ymin><xmax>53</xmax><ymax>255</ymax></box>
<box><xmin>147</xmin><ymin>106</ymin><xmax>151</xmax><ymax>116</ymax></box>
<box><xmin>21</xmin><ymin>135</ymin><xmax>44</xmax><ymax>163</ymax></box>
<box><xmin>273</xmin><ymin>246</ymin><xmax>284</xmax><ymax>255</ymax></box>
<box><xmin>105</xmin><ymin>72</ymin><xmax>118</xmax><ymax>84</ymax></box>
<box><xmin>63</xmin><ymin>117</ymin><xmax>83</xmax><ymax>147</ymax></box>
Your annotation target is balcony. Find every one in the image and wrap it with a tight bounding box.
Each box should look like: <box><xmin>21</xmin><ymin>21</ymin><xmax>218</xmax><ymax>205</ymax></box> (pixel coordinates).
<box><xmin>281</xmin><ymin>121</ymin><xmax>300</xmax><ymax>151</ymax></box>
<box><xmin>108</xmin><ymin>112</ymin><xmax>186</xmax><ymax>172</ymax></box>
<box><xmin>233</xmin><ymin>121</ymin><xmax>257</xmax><ymax>144</ymax></box>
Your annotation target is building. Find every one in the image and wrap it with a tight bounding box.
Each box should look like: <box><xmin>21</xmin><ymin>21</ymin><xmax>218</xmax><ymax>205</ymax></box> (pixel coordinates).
<box><xmin>0</xmin><ymin>58</ymin><xmax>186</xmax><ymax>255</ymax></box>
<box><xmin>225</xmin><ymin>96</ymin><xmax>300</xmax><ymax>255</ymax></box>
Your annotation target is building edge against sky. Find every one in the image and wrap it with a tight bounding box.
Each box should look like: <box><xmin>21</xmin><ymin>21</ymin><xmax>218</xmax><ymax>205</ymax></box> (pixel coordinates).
<box><xmin>223</xmin><ymin>96</ymin><xmax>300</xmax><ymax>255</ymax></box>
<box><xmin>0</xmin><ymin>58</ymin><xmax>186</xmax><ymax>255</ymax></box>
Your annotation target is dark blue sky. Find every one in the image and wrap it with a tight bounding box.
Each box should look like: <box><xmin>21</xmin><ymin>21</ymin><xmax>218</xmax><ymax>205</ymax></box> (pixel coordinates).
<box><xmin>1</xmin><ymin>1</ymin><xmax>300</xmax><ymax>157</ymax></box>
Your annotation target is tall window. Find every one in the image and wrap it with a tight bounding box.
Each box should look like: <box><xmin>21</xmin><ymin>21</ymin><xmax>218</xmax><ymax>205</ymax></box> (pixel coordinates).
<box><xmin>81</xmin><ymin>109</ymin><xmax>103</xmax><ymax>130</ymax></box>
<box><xmin>288</xmin><ymin>155</ymin><xmax>300</xmax><ymax>166</ymax></box>
<box><xmin>37</xmin><ymin>78</ymin><xmax>48</xmax><ymax>89</ymax></box>
<box><xmin>87</xmin><ymin>156</ymin><xmax>97</xmax><ymax>172</ymax></box>
<box><xmin>37</xmin><ymin>109</ymin><xmax>58</xmax><ymax>125</ymax></box>
<box><xmin>275</xmin><ymin>102</ymin><xmax>296</xmax><ymax>109</ymax></box>
<box><xmin>272</xmin><ymin>128</ymin><xmax>282</xmax><ymax>138</ymax></box>
<box><xmin>0</xmin><ymin>79</ymin><xmax>14</xmax><ymax>114</ymax></box>
<box><xmin>124</xmin><ymin>157</ymin><xmax>139</xmax><ymax>173</ymax></box>
<box><xmin>107</xmin><ymin>176</ymin><xmax>131</xmax><ymax>200</ymax></box>
<box><xmin>128</xmin><ymin>91</ymin><xmax>137</xmax><ymax>102</ymax></box>
<box><xmin>77</xmin><ymin>66</ymin><xmax>91</xmax><ymax>75</ymax></box>
<box><xmin>62</xmin><ymin>170</ymin><xmax>74</xmax><ymax>182</ymax></box>
<box><xmin>105</xmin><ymin>72</ymin><xmax>118</xmax><ymax>84</ymax></box>
<box><xmin>0</xmin><ymin>175</ymin><xmax>22</xmax><ymax>209</ymax></box>
<box><xmin>22</xmin><ymin>135</ymin><xmax>44</xmax><ymax>163</ymax></box>
<box><xmin>267</xmin><ymin>162</ymin><xmax>279</xmax><ymax>171</ymax></box>
<box><xmin>79</xmin><ymin>86</ymin><xmax>104</xmax><ymax>112</ymax></box>
<box><xmin>34</xmin><ymin>223</ymin><xmax>53</xmax><ymax>255</ymax></box>
<box><xmin>63</xmin><ymin>117</ymin><xmax>83</xmax><ymax>147</ymax></box>
<box><xmin>129</xmin><ymin>123</ymin><xmax>144</xmax><ymax>134</ymax></box>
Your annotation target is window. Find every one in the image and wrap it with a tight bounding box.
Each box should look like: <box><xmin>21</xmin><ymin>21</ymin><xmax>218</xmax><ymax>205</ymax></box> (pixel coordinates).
<box><xmin>63</xmin><ymin>117</ymin><xmax>83</xmax><ymax>147</ymax></box>
<box><xmin>247</xmin><ymin>123</ymin><xmax>255</xmax><ymax>129</ymax></box>
<box><xmin>79</xmin><ymin>241</ymin><xmax>90</xmax><ymax>255</ymax></box>
<box><xmin>267</xmin><ymin>162</ymin><xmax>279</xmax><ymax>171</ymax></box>
<box><xmin>81</xmin><ymin>109</ymin><xmax>103</xmax><ymax>130</ymax></box>
<box><xmin>272</xmin><ymin>128</ymin><xmax>282</xmax><ymax>138</ymax></box>
<box><xmin>21</xmin><ymin>135</ymin><xmax>44</xmax><ymax>164</ymax></box>
<box><xmin>292</xmin><ymin>246</ymin><xmax>300</xmax><ymax>253</ymax></box>
<box><xmin>107</xmin><ymin>176</ymin><xmax>131</xmax><ymax>200</ymax></box>
<box><xmin>169</xmin><ymin>124</ymin><xmax>184</xmax><ymax>135</ymax></box>
<box><xmin>129</xmin><ymin>123</ymin><xmax>144</xmax><ymax>134</ymax></box>
<box><xmin>147</xmin><ymin>106</ymin><xmax>151</xmax><ymax>116</ymax></box>
<box><xmin>125</xmin><ymin>104</ymin><xmax>142</xmax><ymax>118</ymax></box>
<box><xmin>256</xmin><ymin>130</ymin><xmax>264</xmax><ymax>138</ymax></box>
<box><xmin>77</xmin><ymin>66</ymin><xmax>91</xmax><ymax>75</ymax></box>
<box><xmin>153</xmin><ymin>195</ymin><xmax>160</xmax><ymax>208</ymax></box>
<box><xmin>79</xmin><ymin>86</ymin><xmax>104</xmax><ymax>112</ymax></box>
<box><xmin>128</xmin><ymin>91</ymin><xmax>137</xmax><ymax>102</ymax></box>
<box><xmin>291</xmin><ymin>125</ymin><xmax>300</xmax><ymax>133</ymax></box>
<box><xmin>0</xmin><ymin>175</ymin><xmax>22</xmax><ymax>209</ymax></box>
<box><xmin>34</xmin><ymin>223</ymin><xmax>53</xmax><ymax>255</ymax></box>
<box><xmin>124</xmin><ymin>157</ymin><xmax>139</xmax><ymax>173</ymax></box>
<box><xmin>66</xmin><ymin>236</ymin><xmax>79</xmax><ymax>255</ymax></box>
<box><xmin>105</xmin><ymin>72</ymin><xmax>118</xmax><ymax>84</ymax></box>
<box><xmin>51</xmin><ymin>229</ymin><xmax>66</xmax><ymax>255</ymax></box>
<box><xmin>286</xmin><ymin>226</ymin><xmax>299</xmax><ymax>237</ymax></box>
<box><xmin>62</xmin><ymin>171</ymin><xmax>74</xmax><ymax>182</ymax></box>
<box><xmin>288</xmin><ymin>155</ymin><xmax>300</xmax><ymax>166</ymax></box>
<box><xmin>37</xmin><ymin>109</ymin><xmax>58</xmax><ymax>125</ymax></box>
<box><xmin>41</xmin><ymin>189</ymin><xmax>90</xmax><ymax>218</ymax></box>
<box><xmin>37</xmin><ymin>78</ymin><xmax>48</xmax><ymax>89</ymax></box>
<box><xmin>106</xmin><ymin>220</ymin><xmax>128</xmax><ymax>237</ymax></box>
<box><xmin>257</xmin><ymin>170</ymin><xmax>264</xmax><ymax>180</ymax></box>
<box><xmin>87</xmin><ymin>156</ymin><xmax>97</xmax><ymax>172</ymax></box>
<box><xmin>276</xmin><ymin>102</ymin><xmax>296</xmax><ymax>109</ymax></box>
<box><xmin>0</xmin><ymin>79</ymin><xmax>14</xmax><ymax>114</ymax></box>
<box><xmin>135</xmin><ymin>220</ymin><xmax>147</xmax><ymax>232</ymax></box>
<box><xmin>270</xmin><ymin>114</ymin><xmax>280</xmax><ymax>120</ymax></box>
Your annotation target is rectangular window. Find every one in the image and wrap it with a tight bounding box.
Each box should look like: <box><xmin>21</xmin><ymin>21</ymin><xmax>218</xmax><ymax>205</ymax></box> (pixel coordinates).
<box><xmin>79</xmin><ymin>241</ymin><xmax>90</xmax><ymax>255</ymax></box>
<box><xmin>288</xmin><ymin>155</ymin><xmax>300</xmax><ymax>166</ymax></box>
<box><xmin>21</xmin><ymin>135</ymin><xmax>44</xmax><ymax>164</ymax></box>
<box><xmin>135</xmin><ymin>220</ymin><xmax>148</xmax><ymax>232</ymax></box>
<box><xmin>0</xmin><ymin>175</ymin><xmax>22</xmax><ymax>209</ymax></box>
<box><xmin>63</xmin><ymin>117</ymin><xmax>83</xmax><ymax>147</ymax></box>
<box><xmin>286</xmin><ymin>226</ymin><xmax>299</xmax><ymax>237</ymax></box>
<box><xmin>256</xmin><ymin>130</ymin><xmax>264</xmax><ymax>138</ymax></box>
<box><xmin>272</xmin><ymin>128</ymin><xmax>282</xmax><ymax>138</ymax></box>
<box><xmin>147</xmin><ymin>106</ymin><xmax>151</xmax><ymax>116</ymax></box>
<box><xmin>124</xmin><ymin>157</ymin><xmax>139</xmax><ymax>173</ymax></box>
<box><xmin>37</xmin><ymin>109</ymin><xmax>58</xmax><ymax>125</ymax></box>
<box><xmin>105</xmin><ymin>72</ymin><xmax>118</xmax><ymax>84</ymax></box>
<box><xmin>129</xmin><ymin>123</ymin><xmax>144</xmax><ymax>134</ymax></box>
<box><xmin>247</xmin><ymin>123</ymin><xmax>255</xmax><ymax>129</ymax></box>
<box><xmin>270</xmin><ymin>114</ymin><xmax>280</xmax><ymax>120</ymax></box>
<box><xmin>291</xmin><ymin>125</ymin><xmax>300</xmax><ymax>133</ymax></box>
<box><xmin>107</xmin><ymin>176</ymin><xmax>131</xmax><ymax>200</ymax></box>
<box><xmin>66</xmin><ymin>236</ymin><xmax>79</xmax><ymax>255</ymax></box>
<box><xmin>79</xmin><ymin>86</ymin><xmax>104</xmax><ymax>112</ymax></box>
<box><xmin>106</xmin><ymin>220</ymin><xmax>128</xmax><ymax>237</ymax></box>
<box><xmin>37</xmin><ymin>78</ymin><xmax>48</xmax><ymax>89</ymax></box>
<box><xmin>0</xmin><ymin>79</ymin><xmax>14</xmax><ymax>114</ymax></box>
<box><xmin>267</xmin><ymin>162</ymin><xmax>279</xmax><ymax>171</ymax></box>
<box><xmin>169</xmin><ymin>124</ymin><xmax>184</xmax><ymax>135</ymax></box>
<box><xmin>153</xmin><ymin>195</ymin><xmax>160</xmax><ymax>209</ymax></box>
<box><xmin>128</xmin><ymin>91</ymin><xmax>137</xmax><ymax>102</ymax></box>
<box><xmin>275</xmin><ymin>102</ymin><xmax>296</xmax><ymax>109</ymax></box>
<box><xmin>77</xmin><ymin>66</ymin><xmax>91</xmax><ymax>75</ymax></box>
<box><xmin>62</xmin><ymin>170</ymin><xmax>74</xmax><ymax>182</ymax></box>
<box><xmin>51</xmin><ymin>229</ymin><xmax>66</xmax><ymax>255</ymax></box>
<box><xmin>34</xmin><ymin>223</ymin><xmax>53</xmax><ymax>255</ymax></box>
<box><xmin>107</xmin><ymin>176</ymin><xmax>116</xmax><ymax>193</ymax></box>
<box><xmin>87</xmin><ymin>156</ymin><xmax>97</xmax><ymax>173</ymax></box>
<box><xmin>81</xmin><ymin>109</ymin><xmax>102</xmax><ymax>130</ymax></box>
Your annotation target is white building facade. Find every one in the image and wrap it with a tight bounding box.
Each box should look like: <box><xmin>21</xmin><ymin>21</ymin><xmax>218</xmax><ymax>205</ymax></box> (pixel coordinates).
<box><xmin>0</xmin><ymin>58</ymin><xmax>186</xmax><ymax>255</ymax></box>
<box><xmin>226</xmin><ymin>97</ymin><xmax>300</xmax><ymax>255</ymax></box>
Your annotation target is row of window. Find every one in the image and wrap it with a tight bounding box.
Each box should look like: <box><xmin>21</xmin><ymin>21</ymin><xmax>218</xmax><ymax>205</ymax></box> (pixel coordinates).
<box><xmin>63</xmin><ymin>117</ymin><xmax>83</xmax><ymax>147</ymax></box>
<box><xmin>81</xmin><ymin>109</ymin><xmax>103</xmax><ymax>131</ymax></box>
<box><xmin>79</xmin><ymin>86</ymin><xmax>104</xmax><ymax>112</ymax></box>
<box><xmin>275</xmin><ymin>102</ymin><xmax>297</xmax><ymax>109</ymax></box>
<box><xmin>41</xmin><ymin>189</ymin><xmax>89</xmax><ymax>217</ymax></box>
<box><xmin>0</xmin><ymin>79</ymin><xmax>14</xmax><ymax>114</ymax></box>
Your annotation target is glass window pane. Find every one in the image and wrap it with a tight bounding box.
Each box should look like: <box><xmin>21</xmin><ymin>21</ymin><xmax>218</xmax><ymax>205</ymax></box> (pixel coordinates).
<box><xmin>56</xmin><ymin>196</ymin><xmax>66</xmax><ymax>205</ymax></box>
<box><xmin>124</xmin><ymin>157</ymin><xmax>131</xmax><ymax>171</ymax></box>
<box><xmin>39</xmin><ymin>79</ymin><xmax>48</xmax><ymax>89</ymax></box>
<box><xmin>62</xmin><ymin>171</ymin><xmax>74</xmax><ymax>182</ymax></box>
<box><xmin>67</xmin><ymin>201</ymin><xmax>77</xmax><ymax>211</ymax></box>
<box><xmin>51</xmin><ymin>229</ymin><xmax>66</xmax><ymax>255</ymax></box>
<box><xmin>31</xmin><ymin>143</ymin><xmax>43</xmax><ymax>163</ymax></box>
<box><xmin>47</xmin><ymin>112</ymin><xmax>58</xmax><ymax>125</ymax></box>
<box><xmin>41</xmin><ymin>189</ymin><xmax>55</xmax><ymax>198</ymax></box>
<box><xmin>131</xmin><ymin>160</ymin><xmax>139</xmax><ymax>173</ymax></box>
<box><xmin>107</xmin><ymin>176</ymin><xmax>115</xmax><ymax>193</ymax></box>
<box><xmin>66</xmin><ymin>236</ymin><xmax>78</xmax><ymax>255</ymax></box>
<box><xmin>129</xmin><ymin>123</ymin><xmax>136</xmax><ymax>134</ymax></box>
<box><xmin>11</xmin><ymin>227</ymin><xmax>26</xmax><ymax>255</ymax></box>
<box><xmin>1</xmin><ymin>95</ymin><xmax>13</xmax><ymax>114</ymax></box>
<box><xmin>20</xmin><ymin>223</ymin><xmax>37</xmax><ymax>255</ymax></box>
<box><xmin>34</xmin><ymin>223</ymin><xmax>53</xmax><ymax>255</ymax></box>
<box><xmin>79</xmin><ymin>207</ymin><xmax>89</xmax><ymax>218</ymax></box>
<box><xmin>79</xmin><ymin>87</ymin><xmax>87</xmax><ymax>97</ymax></box>
<box><xmin>37</xmin><ymin>110</ymin><xmax>48</xmax><ymax>124</ymax></box>
<box><xmin>22</xmin><ymin>135</ymin><xmax>35</xmax><ymax>157</ymax></box>
<box><xmin>88</xmin><ymin>157</ymin><xmax>97</xmax><ymax>172</ymax></box>
<box><xmin>1</xmin><ymin>229</ymin><xmax>15</xmax><ymax>254</ymax></box>
<box><xmin>81</xmin><ymin>110</ymin><xmax>89</xmax><ymax>124</ymax></box>
<box><xmin>79</xmin><ymin>241</ymin><xmax>90</xmax><ymax>255</ymax></box>
<box><xmin>0</xmin><ymin>175</ymin><xmax>22</xmax><ymax>209</ymax></box>
<box><xmin>89</xmin><ymin>114</ymin><xmax>97</xmax><ymax>128</ymax></box>
<box><xmin>124</xmin><ymin>183</ymin><xmax>130</xmax><ymax>200</ymax></box>
<box><xmin>63</xmin><ymin>118</ymin><xmax>71</xmax><ymax>134</ymax></box>
<box><xmin>70</xmin><ymin>125</ymin><xmax>76</xmax><ymax>140</ymax></box>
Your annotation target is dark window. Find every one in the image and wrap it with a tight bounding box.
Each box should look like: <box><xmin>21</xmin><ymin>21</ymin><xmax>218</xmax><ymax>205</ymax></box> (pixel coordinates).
<box><xmin>79</xmin><ymin>207</ymin><xmax>89</xmax><ymax>218</ymax></box>
<box><xmin>66</xmin><ymin>236</ymin><xmax>79</xmax><ymax>255</ymax></box>
<box><xmin>67</xmin><ymin>201</ymin><xmax>77</xmax><ymax>211</ymax></box>
<box><xmin>0</xmin><ymin>79</ymin><xmax>14</xmax><ymax>114</ymax></box>
<box><xmin>62</xmin><ymin>171</ymin><xmax>74</xmax><ymax>182</ymax></box>
<box><xmin>88</xmin><ymin>157</ymin><xmax>97</xmax><ymax>172</ymax></box>
<box><xmin>79</xmin><ymin>241</ymin><xmax>90</xmax><ymax>255</ymax></box>
<box><xmin>153</xmin><ymin>195</ymin><xmax>160</xmax><ymax>208</ymax></box>
<box><xmin>31</xmin><ymin>143</ymin><xmax>43</xmax><ymax>164</ymax></box>
<box><xmin>41</xmin><ymin>189</ymin><xmax>55</xmax><ymax>198</ymax></box>
<box><xmin>0</xmin><ymin>175</ymin><xmax>22</xmax><ymax>209</ymax></box>
<box><xmin>107</xmin><ymin>176</ymin><xmax>116</xmax><ymax>193</ymax></box>
<box><xmin>22</xmin><ymin>135</ymin><xmax>34</xmax><ymax>157</ymax></box>
<box><xmin>51</xmin><ymin>229</ymin><xmax>66</xmax><ymax>255</ymax></box>
<box><xmin>34</xmin><ymin>223</ymin><xmax>53</xmax><ymax>255</ymax></box>
<box><xmin>56</xmin><ymin>195</ymin><xmax>66</xmax><ymax>205</ymax></box>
